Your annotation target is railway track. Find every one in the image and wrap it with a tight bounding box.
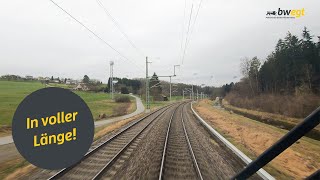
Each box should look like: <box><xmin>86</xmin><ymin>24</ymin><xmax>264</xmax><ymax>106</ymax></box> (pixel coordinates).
<box><xmin>159</xmin><ymin>103</ymin><xmax>203</xmax><ymax>180</ymax></box>
<box><xmin>48</xmin><ymin>103</ymin><xmax>178</xmax><ymax>180</ymax></box>
<box><xmin>41</xmin><ymin>101</ymin><xmax>255</xmax><ymax>180</ymax></box>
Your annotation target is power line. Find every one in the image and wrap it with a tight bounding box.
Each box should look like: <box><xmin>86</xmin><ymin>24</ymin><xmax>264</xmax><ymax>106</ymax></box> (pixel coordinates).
<box><xmin>189</xmin><ymin>0</ymin><xmax>203</xmax><ymax>39</ymax></box>
<box><xmin>180</xmin><ymin>0</ymin><xmax>187</xmax><ymax>60</ymax></box>
<box><xmin>181</xmin><ymin>2</ymin><xmax>194</xmax><ymax>64</ymax></box>
<box><xmin>95</xmin><ymin>0</ymin><xmax>145</xmax><ymax>57</ymax></box>
<box><xmin>181</xmin><ymin>0</ymin><xmax>203</xmax><ymax>65</ymax></box>
<box><xmin>48</xmin><ymin>0</ymin><xmax>145</xmax><ymax>72</ymax></box>
<box><xmin>186</xmin><ymin>0</ymin><xmax>203</xmax><ymax>48</ymax></box>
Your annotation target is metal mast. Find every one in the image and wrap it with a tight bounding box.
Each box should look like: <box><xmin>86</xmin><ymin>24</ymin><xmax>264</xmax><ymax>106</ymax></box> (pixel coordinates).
<box><xmin>110</xmin><ymin>61</ymin><xmax>114</xmax><ymax>100</ymax></box>
<box><xmin>146</xmin><ymin>57</ymin><xmax>151</xmax><ymax>111</ymax></box>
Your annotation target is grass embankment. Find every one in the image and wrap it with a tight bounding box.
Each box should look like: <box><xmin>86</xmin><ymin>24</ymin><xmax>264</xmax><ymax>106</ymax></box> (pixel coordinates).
<box><xmin>142</xmin><ymin>95</ymin><xmax>184</xmax><ymax>110</ymax></box>
<box><xmin>225</xmin><ymin>93</ymin><xmax>320</xmax><ymax>118</ymax></box>
<box><xmin>0</xmin><ymin>81</ymin><xmax>135</xmax><ymax>135</ymax></box>
<box><xmin>49</xmin><ymin>82</ymin><xmax>136</xmax><ymax>118</ymax></box>
<box><xmin>222</xmin><ymin>100</ymin><xmax>320</xmax><ymax>140</ymax></box>
<box><xmin>76</xmin><ymin>92</ymin><xmax>135</xmax><ymax>119</ymax></box>
<box><xmin>194</xmin><ymin>100</ymin><xmax>320</xmax><ymax>179</ymax></box>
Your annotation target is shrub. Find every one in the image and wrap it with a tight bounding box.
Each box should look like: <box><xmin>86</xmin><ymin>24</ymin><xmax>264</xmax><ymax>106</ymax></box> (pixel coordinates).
<box><xmin>112</xmin><ymin>103</ymin><xmax>130</xmax><ymax>116</ymax></box>
<box><xmin>115</xmin><ymin>96</ymin><xmax>131</xmax><ymax>103</ymax></box>
<box><xmin>225</xmin><ymin>92</ymin><xmax>320</xmax><ymax>118</ymax></box>
<box><xmin>121</xmin><ymin>87</ymin><xmax>129</xmax><ymax>94</ymax></box>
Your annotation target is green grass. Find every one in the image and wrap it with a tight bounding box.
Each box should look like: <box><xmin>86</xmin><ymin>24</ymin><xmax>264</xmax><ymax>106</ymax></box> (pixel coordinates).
<box><xmin>142</xmin><ymin>95</ymin><xmax>183</xmax><ymax>109</ymax></box>
<box><xmin>0</xmin><ymin>81</ymin><xmax>45</xmax><ymax>126</ymax></box>
<box><xmin>170</xmin><ymin>96</ymin><xmax>184</xmax><ymax>101</ymax></box>
<box><xmin>75</xmin><ymin>92</ymin><xmax>135</xmax><ymax>119</ymax></box>
<box><xmin>48</xmin><ymin>83</ymin><xmax>107</xmax><ymax>89</ymax></box>
<box><xmin>0</xmin><ymin>81</ymin><xmax>135</xmax><ymax>127</ymax></box>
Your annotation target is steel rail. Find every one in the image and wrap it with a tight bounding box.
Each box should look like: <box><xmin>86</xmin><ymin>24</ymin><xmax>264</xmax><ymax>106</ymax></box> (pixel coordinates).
<box><xmin>158</xmin><ymin>103</ymin><xmax>182</xmax><ymax>180</ymax></box>
<box><xmin>48</xmin><ymin>103</ymin><xmax>176</xmax><ymax>180</ymax></box>
<box><xmin>181</xmin><ymin>103</ymin><xmax>204</xmax><ymax>180</ymax></box>
<box><xmin>91</xmin><ymin>103</ymin><xmax>180</xmax><ymax>179</ymax></box>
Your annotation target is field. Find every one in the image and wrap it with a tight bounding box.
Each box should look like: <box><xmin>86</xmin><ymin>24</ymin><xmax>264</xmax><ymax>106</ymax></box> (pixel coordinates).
<box><xmin>194</xmin><ymin>100</ymin><xmax>320</xmax><ymax>179</ymax></box>
<box><xmin>142</xmin><ymin>95</ymin><xmax>184</xmax><ymax>110</ymax></box>
<box><xmin>0</xmin><ymin>81</ymin><xmax>135</xmax><ymax>129</ymax></box>
<box><xmin>0</xmin><ymin>81</ymin><xmax>44</xmax><ymax>126</ymax></box>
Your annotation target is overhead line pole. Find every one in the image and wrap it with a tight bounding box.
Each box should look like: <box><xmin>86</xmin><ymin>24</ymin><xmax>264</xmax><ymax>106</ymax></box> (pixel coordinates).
<box><xmin>182</xmin><ymin>90</ymin><xmax>185</xmax><ymax>100</ymax></box>
<box><xmin>169</xmin><ymin>76</ymin><xmax>172</xmax><ymax>101</ymax></box>
<box><xmin>157</xmin><ymin>75</ymin><xmax>173</xmax><ymax>101</ymax></box>
<box><xmin>110</xmin><ymin>61</ymin><xmax>114</xmax><ymax>100</ymax></box>
<box><xmin>157</xmin><ymin>65</ymin><xmax>180</xmax><ymax>101</ymax></box>
<box><xmin>146</xmin><ymin>57</ymin><xmax>151</xmax><ymax>112</ymax></box>
<box><xmin>192</xmin><ymin>85</ymin><xmax>194</xmax><ymax>101</ymax></box>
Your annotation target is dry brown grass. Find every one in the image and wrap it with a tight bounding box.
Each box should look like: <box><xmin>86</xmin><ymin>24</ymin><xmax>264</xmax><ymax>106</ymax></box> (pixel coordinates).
<box><xmin>4</xmin><ymin>164</ymin><xmax>35</xmax><ymax>180</ymax></box>
<box><xmin>225</xmin><ymin>92</ymin><xmax>320</xmax><ymax>118</ymax></box>
<box><xmin>2</xmin><ymin>113</ymin><xmax>144</xmax><ymax>179</ymax></box>
<box><xmin>194</xmin><ymin>100</ymin><xmax>320</xmax><ymax>179</ymax></box>
<box><xmin>222</xmin><ymin>99</ymin><xmax>320</xmax><ymax>140</ymax></box>
<box><xmin>112</xmin><ymin>103</ymin><xmax>131</xmax><ymax>117</ymax></box>
<box><xmin>94</xmin><ymin>113</ymin><xmax>144</xmax><ymax>141</ymax></box>
<box><xmin>127</xmin><ymin>100</ymin><xmax>137</xmax><ymax>114</ymax></box>
<box><xmin>0</xmin><ymin>126</ymin><xmax>11</xmax><ymax>137</ymax></box>
<box><xmin>0</xmin><ymin>157</ymin><xmax>31</xmax><ymax>180</ymax></box>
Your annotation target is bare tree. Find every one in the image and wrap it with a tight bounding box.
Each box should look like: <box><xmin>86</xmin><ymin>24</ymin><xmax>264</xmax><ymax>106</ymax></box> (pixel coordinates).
<box><xmin>240</xmin><ymin>57</ymin><xmax>254</xmax><ymax>94</ymax></box>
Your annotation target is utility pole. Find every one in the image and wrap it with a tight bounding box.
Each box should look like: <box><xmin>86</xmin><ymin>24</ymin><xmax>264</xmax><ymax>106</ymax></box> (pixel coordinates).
<box><xmin>192</xmin><ymin>84</ymin><xmax>194</xmax><ymax>101</ymax></box>
<box><xmin>197</xmin><ymin>89</ymin><xmax>199</xmax><ymax>101</ymax></box>
<box><xmin>172</xmin><ymin>65</ymin><xmax>179</xmax><ymax>101</ymax></box>
<box><xmin>146</xmin><ymin>57</ymin><xmax>151</xmax><ymax>112</ymax></box>
<box><xmin>169</xmin><ymin>76</ymin><xmax>172</xmax><ymax>101</ymax></box>
<box><xmin>182</xmin><ymin>90</ymin><xmax>184</xmax><ymax>100</ymax></box>
<box><xmin>110</xmin><ymin>61</ymin><xmax>114</xmax><ymax>100</ymax></box>
<box><xmin>156</xmin><ymin>65</ymin><xmax>179</xmax><ymax>102</ymax></box>
<box><xmin>174</xmin><ymin>65</ymin><xmax>180</xmax><ymax>76</ymax></box>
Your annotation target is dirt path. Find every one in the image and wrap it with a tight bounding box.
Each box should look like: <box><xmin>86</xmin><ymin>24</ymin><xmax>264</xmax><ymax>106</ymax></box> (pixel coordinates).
<box><xmin>194</xmin><ymin>100</ymin><xmax>320</xmax><ymax>179</ymax></box>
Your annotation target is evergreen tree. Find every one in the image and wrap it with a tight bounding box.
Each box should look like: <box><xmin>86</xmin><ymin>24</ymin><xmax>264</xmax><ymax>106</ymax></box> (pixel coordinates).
<box><xmin>83</xmin><ymin>75</ymin><xmax>90</xmax><ymax>83</ymax></box>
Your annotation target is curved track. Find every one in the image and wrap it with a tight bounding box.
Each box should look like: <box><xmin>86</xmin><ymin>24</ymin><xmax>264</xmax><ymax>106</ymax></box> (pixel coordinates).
<box><xmin>29</xmin><ymin>101</ymin><xmax>258</xmax><ymax>180</ymax></box>
<box><xmin>159</xmin><ymin>103</ymin><xmax>203</xmax><ymax>180</ymax></box>
<box><xmin>48</xmin><ymin>103</ymin><xmax>177</xmax><ymax>180</ymax></box>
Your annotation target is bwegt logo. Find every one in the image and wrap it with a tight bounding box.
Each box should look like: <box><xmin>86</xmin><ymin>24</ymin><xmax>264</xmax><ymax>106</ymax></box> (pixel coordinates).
<box><xmin>266</xmin><ymin>8</ymin><xmax>305</xmax><ymax>18</ymax></box>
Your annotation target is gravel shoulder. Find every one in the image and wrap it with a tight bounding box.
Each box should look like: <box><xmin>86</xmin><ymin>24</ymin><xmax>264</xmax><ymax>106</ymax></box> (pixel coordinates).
<box><xmin>193</xmin><ymin>99</ymin><xmax>320</xmax><ymax>179</ymax></box>
<box><xmin>111</xmin><ymin>102</ymin><xmax>252</xmax><ymax>179</ymax></box>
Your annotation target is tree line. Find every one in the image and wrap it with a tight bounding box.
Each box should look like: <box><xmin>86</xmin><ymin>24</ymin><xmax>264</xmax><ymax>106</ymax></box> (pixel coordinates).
<box><xmin>222</xmin><ymin>27</ymin><xmax>320</xmax><ymax>118</ymax></box>
<box><xmin>226</xmin><ymin>27</ymin><xmax>320</xmax><ymax>97</ymax></box>
<box><xmin>106</xmin><ymin>77</ymin><xmax>141</xmax><ymax>94</ymax></box>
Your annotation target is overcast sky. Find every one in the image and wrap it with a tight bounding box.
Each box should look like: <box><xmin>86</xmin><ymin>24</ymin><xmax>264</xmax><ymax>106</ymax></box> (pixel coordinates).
<box><xmin>0</xmin><ymin>0</ymin><xmax>319</xmax><ymax>86</ymax></box>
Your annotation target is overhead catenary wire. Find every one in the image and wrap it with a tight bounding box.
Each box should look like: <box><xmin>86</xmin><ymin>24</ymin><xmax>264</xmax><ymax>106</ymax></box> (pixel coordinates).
<box><xmin>180</xmin><ymin>0</ymin><xmax>187</xmax><ymax>60</ymax></box>
<box><xmin>95</xmin><ymin>0</ymin><xmax>145</xmax><ymax>57</ymax></box>
<box><xmin>181</xmin><ymin>0</ymin><xmax>203</xmax><ymax>65</ymax></box>
<box><xmin>181</xmin><ymin>2</ymin><xmax>194</xmax><ymax>65</ymax></box>
<box><xmin>179</xmin><ymin>0</ymin><xmax>203</xmax><ymax>85</ymax></box>
<box><xmin>48</xmin><ymin>0</ymin><xmax>145</xmax><ymax>72</ymax></box>
<box><xmin>188</xmin><ymin>0</ymin><xmax>203</xmax><ymax>42</ymax></box>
